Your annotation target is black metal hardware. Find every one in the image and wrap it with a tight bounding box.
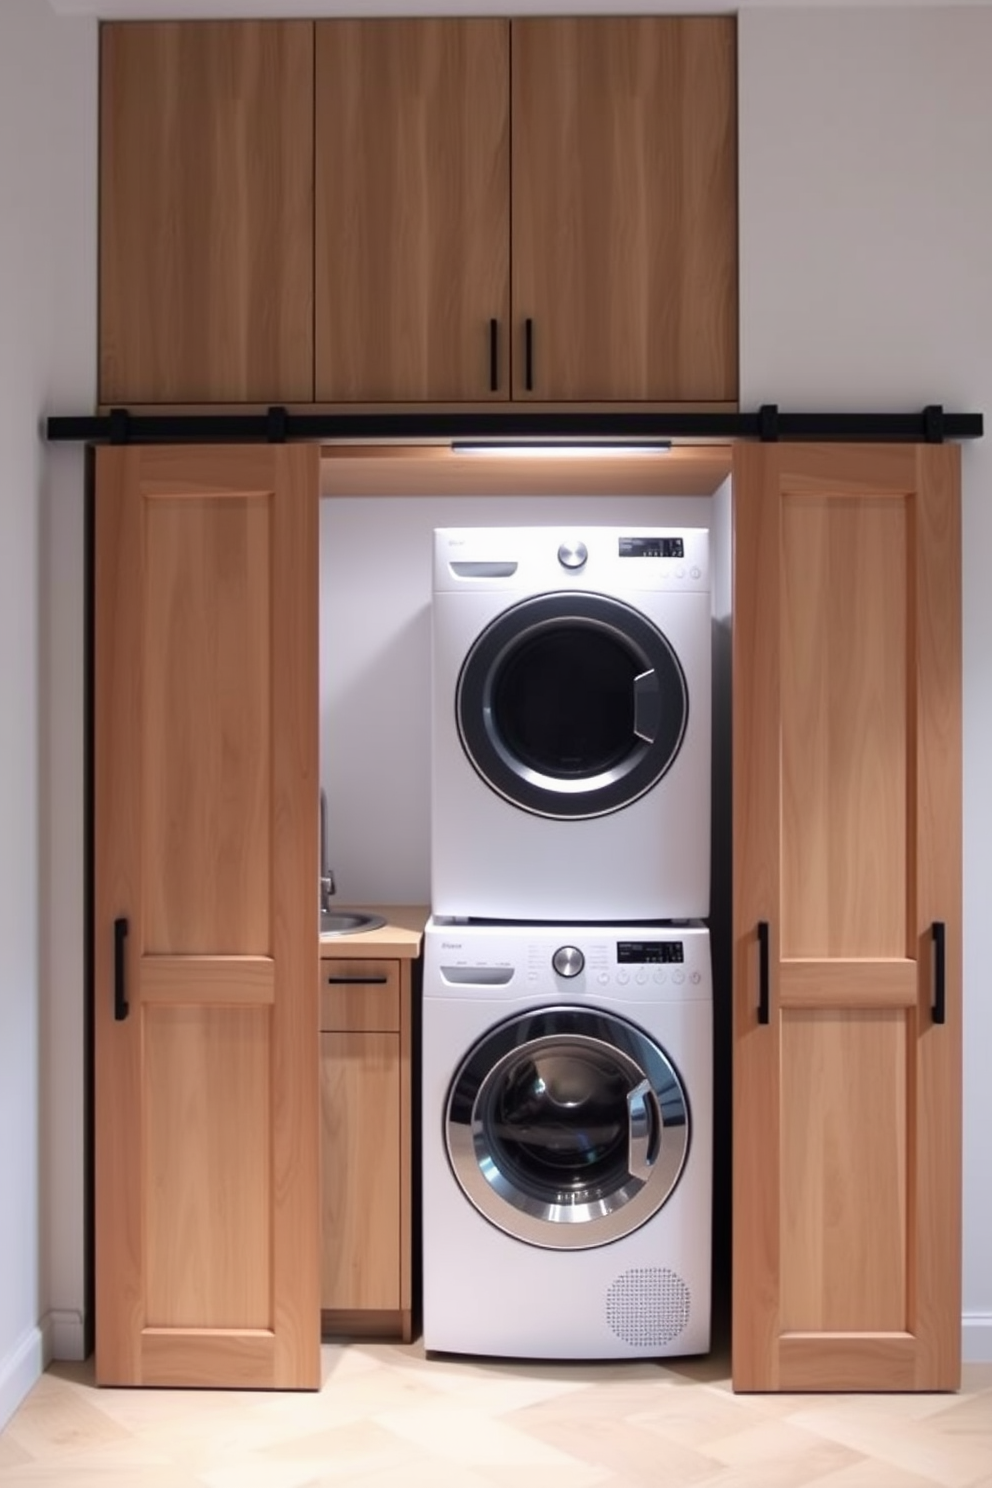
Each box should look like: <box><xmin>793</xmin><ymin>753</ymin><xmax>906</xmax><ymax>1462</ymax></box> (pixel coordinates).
<box><xmin>758</xmin><ymin>404</ymin><xmax>780</xmax><ymax>442</ymax></box>
<box><xmin>932</xmin><ymin>921</ymin><xmax>946</xmax><ymax>1024</ymax></box>
<box><xmin>266</xmin><ymin>405</ymin><xmax>288</xmax><ymax>443</ymax></box>
<box><xmin>923</xmin><ymin>404</ymin><xmax>946</xmax><ymax>444</ymax></box>
<box><xmin>525</xmin><ymin>318</ymin><xmax>534</xmax><ymax>392</ymax></box>
<box><xmin>113</xmin><ymin>917</ymin><xmax>129</xmax><ymax>1021</ymax></box>
<box><xmin>757</xmin><ymin>920</ymin><xmax>770</xmax><ymax>1025</ymax></box>
<box><xmin>326</xmin><ymin>974</ymin><xmax>390</xmax><ymax>986</ymax></box>
<box><xmin>46</xmin><ymin>407</ymin><xmax>983</xmax><ymax>446</ymax></box>
<box><xmin>489</xmin><ymin>319</ymin><xmax>499</xmax><ymax>393</ymax></box>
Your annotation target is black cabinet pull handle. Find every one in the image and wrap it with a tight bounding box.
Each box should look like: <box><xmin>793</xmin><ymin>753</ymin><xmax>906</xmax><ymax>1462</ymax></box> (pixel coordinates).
<box><xmin>932</xmin><ymin>921</ymin><xmax>946</xmax><ymax>1025</ymax></box>
<box><xmin>525</xmin><ymin>318</ymin><xmax>534</xmax><ymax>392</ymax></box>
<box><xmin>326</xmin><ymin>974</ymin><xmax>389</xmax><ymax>986</ymax></box>
<box><xmin>489</xmin><ymin>318</ymin><xmax>499</xmax><ymax>393</ymax></box>
<box><xmin>757</xmin><ymin>920</ymin><xmax>770</xmax><ymax>1025</ymax></box>
<box><xmin>114</xmin><ymin>916</ymin><xmax>129</xmax><ymax>1022</ymax></box>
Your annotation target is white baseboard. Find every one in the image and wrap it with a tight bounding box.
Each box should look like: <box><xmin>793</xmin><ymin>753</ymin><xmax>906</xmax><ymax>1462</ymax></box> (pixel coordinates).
<box><xmin>962</xmin><ymin>1311</ymin><xmax>992</xmax><ymax>1364</ymax></box>
<box><xmin>42</xmin><ymin>1308</ymin><xmax>86</xmax><ymax>1363</ymax></box>
<box><xmin>0</xmin><ymin>1325</ymin><xmax>44</xmax><ymax>1433</ymax></box>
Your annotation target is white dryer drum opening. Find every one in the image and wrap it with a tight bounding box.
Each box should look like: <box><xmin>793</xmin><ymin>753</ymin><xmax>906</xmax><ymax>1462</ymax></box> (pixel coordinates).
<box><xmin>445</xmin><ymin>1007</ymin><xmax>690</xmax><ymax>1250</ymax></box>
<box><xmin>455</xmin><ymin>592</ymin><xmax>689</xmax><ymax>819</ymax></box>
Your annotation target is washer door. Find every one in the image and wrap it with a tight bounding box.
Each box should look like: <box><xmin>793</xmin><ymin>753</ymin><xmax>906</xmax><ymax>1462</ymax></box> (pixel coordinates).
<box><xmin>446</xmin><ymin>1007</ymin><xmax>690</xmax><ymax>1250</ymax></box>
<box><xmin>456</xmin><ymin>592</ymin><xmax>689</xmax><ymax>819</ymax></box>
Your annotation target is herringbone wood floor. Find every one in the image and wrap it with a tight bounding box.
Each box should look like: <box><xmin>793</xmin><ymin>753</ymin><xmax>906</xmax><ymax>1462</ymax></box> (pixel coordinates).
<box><xmin>2</xmin><ymin>1338</ymin><xmax>990</xmax><ymax>1487</ymax></box>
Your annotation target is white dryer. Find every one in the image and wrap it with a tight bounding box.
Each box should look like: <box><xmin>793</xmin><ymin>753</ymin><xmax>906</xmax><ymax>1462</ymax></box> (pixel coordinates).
<box><xmin>421</xmin><ymin>918</ymin><xmax>713</xmax><ymax>1360</ymax></box>
<box><xmin>431</xmin><ymin>526</ymin><xmax>711</xmax><ymax>922</ymax></box>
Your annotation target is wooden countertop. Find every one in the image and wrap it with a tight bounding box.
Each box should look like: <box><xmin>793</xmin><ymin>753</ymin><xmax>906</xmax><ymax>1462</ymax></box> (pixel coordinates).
<box><xmin>318</xmin><ymin>904</ymin><xmax>428</xmax><ymax>959</ymax></box>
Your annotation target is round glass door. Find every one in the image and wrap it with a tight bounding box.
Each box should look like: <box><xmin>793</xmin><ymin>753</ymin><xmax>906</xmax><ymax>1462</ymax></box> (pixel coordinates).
<box><xmin>446</xmin><ymin>1007</ymin><xmax>690</xmax><ymax>1250</ymax></box>
<box><xmin>456</xmin><ymin>592</ymin><xmax>689</xmax><ymax>819</ymax></box>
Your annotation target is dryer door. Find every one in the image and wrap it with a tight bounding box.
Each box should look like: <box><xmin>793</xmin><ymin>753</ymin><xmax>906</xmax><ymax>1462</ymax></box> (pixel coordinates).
<box><xmin>446</xmin><ymin>1007</ymin><xmax>690</xmax><ymax>1250</ymax></box>
<box><xmin>456</xmin><ymin>592</ymin><xmax>689</xmax><ymax>819</ymax></box>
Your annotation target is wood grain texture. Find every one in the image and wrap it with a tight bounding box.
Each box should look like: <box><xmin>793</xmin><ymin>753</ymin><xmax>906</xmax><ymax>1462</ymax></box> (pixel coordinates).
<box><xmin>731</xmin><ymin>444</ymin><xmax>962</xmax><ymax>1394</ymax></box>
<box><xmin>315</xmin><ymin>19</ymin><xmax>509</xmax><ymax>401</ymax></box>
<box><xmin>320</xmin><ymin>1032</ymin><xmax>402</xmax><ymax>1312</ymax></box>
<box><xmin>94</xmin><ymin>445</ymin><xmax>320</xmax><ymax>1388</ymax></box>
<box><xmin>320</xmin><ymin>958</ymin><xmax>401</xmax><ymax>1032</ymax></box>
<box><xmin>100</xmin><ymin>21</ymin><xmax>314</xmax><ymax>403</ymax></box>
<box><xmin>780</xmin><ymin>1010</ymin><xmax>907</xmax><ymax>1334</ymax></box>
<box><xmin>780</xmin><ymin>492</ymin><xmax>909</xmax><ymax>959</ymax></box>
<box><xmin>511</xmin><ymin>17</ymin><xmax>737</xmax><ymax>401</ymax></box>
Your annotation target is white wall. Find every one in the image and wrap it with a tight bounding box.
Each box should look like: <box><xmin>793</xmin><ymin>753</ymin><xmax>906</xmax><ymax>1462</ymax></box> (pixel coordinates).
<box><xmin>738</xmin><ymin>4</ymin><xmax>992</xmax><ymax>1361</ymax></box>
<box><xmin>0</xmin><ymin>0</ymin><xmax>96</xmax><ymax>1429</ymax></box>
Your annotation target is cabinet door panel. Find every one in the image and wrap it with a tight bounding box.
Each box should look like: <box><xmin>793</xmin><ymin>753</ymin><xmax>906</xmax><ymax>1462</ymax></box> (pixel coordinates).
<box><xmin>732</xmin><ymin>443</ymin><xmax>961</xmax><ymax>1392</ymax></box>
<box><xmin>320</xmin><ymin>1033</ymin><xmax>401</xmax><ymax>1311</ymax></box>
<box><xmin>512</xmin><ymin>18</ymin><xmax>737</xmax><ymax>402</ymax></box>
<box><xmin>315</xmin><ymin>19</ymin><xmax>509</xmax><ymax>402</ymax></box>
<box><xmin>94</xmin><ymin>445</ymin><xmax>320</xmax><ymax>1388</ymax></box>
<box><xmin>100</xmin><ymin>22</ymin><xmax>314</xmax><ymax>404</ymax></box>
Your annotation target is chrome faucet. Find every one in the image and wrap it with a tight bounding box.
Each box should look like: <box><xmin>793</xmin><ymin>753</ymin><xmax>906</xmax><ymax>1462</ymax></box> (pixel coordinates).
<box><xmin>319</xmin><ymin>788</ymin><xmax>336</xmax><ymax>913</ymax></box>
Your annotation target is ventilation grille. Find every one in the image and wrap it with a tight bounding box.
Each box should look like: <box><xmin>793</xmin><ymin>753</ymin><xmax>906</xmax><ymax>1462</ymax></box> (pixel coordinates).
<box><xmin>605</xmin><ymin>1267</ymin><xmax>691</xmax><ymax>1347</ymax></box>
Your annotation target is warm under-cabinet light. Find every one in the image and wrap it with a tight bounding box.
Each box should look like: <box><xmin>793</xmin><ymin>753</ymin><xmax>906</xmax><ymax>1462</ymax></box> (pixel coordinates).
<box><xmin>450</xmin><ymin>440</ymin><xmax>673</xmax><ymax>458</ymax></box>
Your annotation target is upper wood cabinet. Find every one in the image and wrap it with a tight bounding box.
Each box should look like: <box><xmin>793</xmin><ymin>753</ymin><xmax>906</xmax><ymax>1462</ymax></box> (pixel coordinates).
<box><xmin>93</xmin><ymin>444</ymin><xmax>320</xmax><ymax>1387</ymax></box>
<box><xmin>314</xmin><ymin>19</ymin><xmax>510</xmax><ymax>403</ymax></box>
<box><xmin>731</xmin><ymin>443</ymin><xmax>962</xmax><ymax>1392</ymax></box>
<box><xmin>511</xmin><ymin>17</ymin><xmax>738</xmax><ymax>402</ymax></box>
<box><xmin>314</xmin><ymin>16</ymin><xmax>737</xmax><ymax>404</ymax></box>
<box><xmin>99</xmin><ymin>22</ymin><xmax>314</xmax><ymax>405</ymax></box>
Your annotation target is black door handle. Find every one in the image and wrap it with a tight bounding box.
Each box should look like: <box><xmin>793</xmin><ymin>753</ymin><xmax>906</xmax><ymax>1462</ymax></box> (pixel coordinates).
<box><xmin>489</xmin><ymin>318</ymin><xmax>499</xmax><ymax>393</ymax></box>
<box><xmin>932</xmin><ymin>921</ymin><xmax>946</xmax><ymax>1025</ymax></box>
<box><xmin>114</xmin><ymin>916</ymin><xmax>129</xmax><ymax>1022</ymax></box>
<box><xmin>525</xmin><ymin>318</ymin><xmax>534</xmax><ymax>392</ymax></box>
<box><xmin>757</xmin><ymin>920</ymin><xmax>770</xmax><ymax>1025</ymax></box>
<box><xmin>325</xmin><ymin>974</ymin><xmax>389</xmax><ymax>986</ymax></box>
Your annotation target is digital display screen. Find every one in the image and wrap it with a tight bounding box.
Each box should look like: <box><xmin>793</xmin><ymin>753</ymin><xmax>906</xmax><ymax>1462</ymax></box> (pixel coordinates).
<box><xmin>619</xmin><ymin>536</ymin><xmax>684</xmax><ymax>559</ymax></box>
<box><xmin>617</xmin><ymin>941</ymin><xmax>684</xmax><ymax>964</ymax></box>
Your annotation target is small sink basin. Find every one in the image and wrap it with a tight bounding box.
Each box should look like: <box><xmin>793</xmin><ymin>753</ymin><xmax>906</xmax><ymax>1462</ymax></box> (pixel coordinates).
<box><xmin>320</xmin><ymin>910</ymin><xmax>388</xmax><ymax>937</ymax></box>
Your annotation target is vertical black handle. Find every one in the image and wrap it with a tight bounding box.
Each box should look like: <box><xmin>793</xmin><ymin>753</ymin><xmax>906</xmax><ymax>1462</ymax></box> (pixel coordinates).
<box><xmin>525</xmin><ymin>317</ymin><xmax>534</xmax><ymax>392</ymax></box>
<box><xmin>932</xmin><ymin>920</ymin><xmax>946</xmax><ymax>1025</ymax></box>
<box><xmin>489</xmin><ymin>319</ymin><xmax>499</xmax><ymax>393</ymax></box>
<box><xmin>757</xmin><ymin>920</ymin><xmax>770</xmax><ymax>1025</ymax></box>
<box><xmin>114</xmin><ymin>916</ymin><xmax>129</xmax><ymax>1022</ymax></box>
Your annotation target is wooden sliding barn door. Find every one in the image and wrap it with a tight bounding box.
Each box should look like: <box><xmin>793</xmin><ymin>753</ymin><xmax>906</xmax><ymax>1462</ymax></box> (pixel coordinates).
<box><xmin>732</xmin><ymin>443</ymin><xmax>962</xmax><ymax>1392</ymax></box>
<box><xmin>93</xmin><ymin>444</ymin><xmax>320</xmax><ymax>1388</ymax></box>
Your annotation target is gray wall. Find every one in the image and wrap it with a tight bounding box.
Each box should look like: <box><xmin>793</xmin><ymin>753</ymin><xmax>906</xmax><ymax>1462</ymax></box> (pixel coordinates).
<box><xmin>0</xmin><ymin>0</ymin><xmax>95</xmax><ymax>1426</ymax></box>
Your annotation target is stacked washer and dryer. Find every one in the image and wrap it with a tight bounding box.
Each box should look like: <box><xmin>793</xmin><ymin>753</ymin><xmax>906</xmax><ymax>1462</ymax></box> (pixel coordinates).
<box><xmin>423</xmin><ymin>526</ymin><xmax>713</xmax><ymax>1360</ymax></box>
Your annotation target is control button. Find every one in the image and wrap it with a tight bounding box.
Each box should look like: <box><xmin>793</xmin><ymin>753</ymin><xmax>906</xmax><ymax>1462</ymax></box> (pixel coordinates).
<box><xmin>597</xmin><ymin>972</ymin><xmax>610</xmax><ymax>986</ymax></box>
<box><xmin>676</xmin><ymin>567</ymin><xmax>686</xmax><ymax>579</ymax></box>
<box><xmin>527</xmin><ymin>971</ymin><xmax>539</xmax><ymax>982</ymax></box>
<box><xmin>616</xmin><ymin>971</ymin><xmax>630</xmax><ymax>986</ymax></box>
<box><xmin>552</xmin><ymin>945</ymin><xmax>585</xmax><ymax>978</ymax></box>
<box><xmin>653</xmin><ymin>969</ymin><xmax>667</xmax><ymax>984</ymax></box>
<box><xmin>690</xmin><ymin>565</ymin><xmax>702</xmax><ymax>580</ymax></box>
<box><xmin>672</xmin><ymin>970</ymin><xmax>685</xmax><ymax>985</ymax></box>
<box><xmin>635</xmin><ymin>970</ymin><xmax>648</xmax><ymax>985</ymax></box>
<box><xmin>558</xmin><ymin>540</ymin><xmax>588</xmax><ymax>571</ymax></box>
<box><xmin>690</xmin><ymin>970</ymin><xmax>702</xmax><ymax>985</ymax></box>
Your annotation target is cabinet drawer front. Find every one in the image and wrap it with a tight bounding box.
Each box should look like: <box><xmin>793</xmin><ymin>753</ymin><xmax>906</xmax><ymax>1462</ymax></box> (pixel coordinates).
<box><xmin>320</xmin><ymin>959</ymin><xmax>400</xmax><ymax>1031</ymax></box>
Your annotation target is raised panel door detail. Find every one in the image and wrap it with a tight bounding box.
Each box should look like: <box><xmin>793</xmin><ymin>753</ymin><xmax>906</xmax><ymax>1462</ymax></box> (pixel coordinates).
<box><xmin>732</xmin><ymin>443</ymin><xmax>961</xmax><ymax>1393</ymax></box>
<box><xmin>94</xmin><ymin>444</ymin><xmax>320</xmax><ymax>1388</ymax></box>
<box><xmin>315</xmin><ymin>19</ymin><xmax>509</xmax><ymax>401</ymax></box>
<box><xmin>100</xmin><ymin>22</ymin><xmax>314</xmax><ymax>404</ymax></box>
<box><xmin>511</xmin><ymin>17</ymin><xmax>738</xmax><ymax>402</ymax></box>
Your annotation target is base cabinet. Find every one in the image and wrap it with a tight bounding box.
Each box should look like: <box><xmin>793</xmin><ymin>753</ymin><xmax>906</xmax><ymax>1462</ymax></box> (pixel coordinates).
<box><xmin>319</xmin><ymin>955</ymin><xmax>414</xmax><ymax>1341</ymax></box>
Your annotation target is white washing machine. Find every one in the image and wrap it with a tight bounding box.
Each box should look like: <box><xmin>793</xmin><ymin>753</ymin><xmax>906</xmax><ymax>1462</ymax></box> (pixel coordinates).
<box><xmin>431</xmin><ymin>526</ymin><xmax>711</xmax><ymax>922</ymax></box>
<box><xmin>422</xmin><ymin>919</ymin><xmax>713</xmax><ymax>1360</ymax></box>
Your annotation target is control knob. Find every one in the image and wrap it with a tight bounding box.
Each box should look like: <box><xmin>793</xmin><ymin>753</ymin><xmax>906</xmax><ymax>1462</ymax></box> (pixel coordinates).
<box><xmin>557</xmin><ymin>539</ymin><xmax>588</xmax><ymax>570</ymax></box>
<box><xmin>552</xmin><ymin>945</ymin><xmax>585</xmax><ymax>978</ymax></box>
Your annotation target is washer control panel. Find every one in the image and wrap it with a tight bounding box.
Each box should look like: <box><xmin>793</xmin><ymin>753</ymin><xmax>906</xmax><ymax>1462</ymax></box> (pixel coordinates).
<box><xmin>428</xmin><ymin>920</ymin><xmax>711</xmax><ymax>1002</ymax></box>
